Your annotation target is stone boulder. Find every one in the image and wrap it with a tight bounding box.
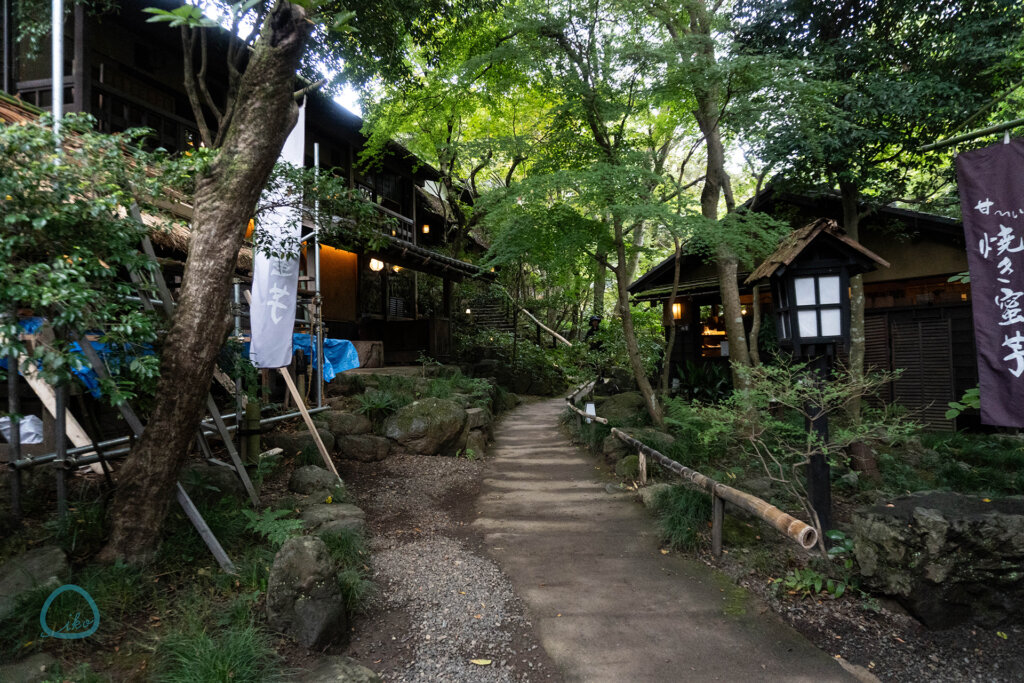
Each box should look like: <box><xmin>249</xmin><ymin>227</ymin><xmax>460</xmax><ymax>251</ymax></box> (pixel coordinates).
<box><xmin>289</xmin><ymin>466</ymin><xmax>344</xmax><ymax>496</ymax></box>
<box><xmin>265</xmin><ymin>428</ymin><xmax>336</xmax><ymax>459</ymax></box>
<box><xmin>637</xmin><ymin>483</ymin><xmax>672</xmax><ymax>510</ymax></box>
<box><xmin>602</xmin><ymin>434</ymin><xmax>630</xmax><ymax>465</ymax></box>
<box><xmin>0</xmin><ymin>546</ymin><xmax>69</xmax><ymax>621</ymax></box>
<box><xmin>301</xmin><ymin>503</ymin><xmax>367</xmax><ymax>536</ymax></box>
<box><xmin>267</xmin><ymin>537</ymin><xmax>348</xmax><ymax>649</ymax></box>
<box><xmin>465</xmin><ymin>430</ymin><xmax>487</xmax><ymax>458</ymax></box>
<box><xmin>294</xmin><ymin>656</ymin><xmax>383</xmax><ymax>683</ymax></box>
<box><xmin>384</xmin><ymin>398</ymin><xmax>467</xmax><ymax>455</ymax></box>
<box><xmin>335</xmin><ymin>434</ymin><xmax>391</xmax><ymax>463</ymax></box>
<box><xmin>318</xmin><ymin>411</ymin><xmax>372</xmax><ymax>437</ymax></box>
<box><xmin>464</xmin><ymin>407</ymin><xmax>491</xmax><ymax>433</ymax></box>
<box><xmin>852</xmin><ymin>492</ymin><xmax>1024</xmax><ymax>628</ymax></box>
<box><xmin>181</xmin><ymin>461</ymin><xmax>246</xmax><ymax>500</ymax></box>
<box><xmin>596</xmin><ymin>392</ymin><xmax>648</xmax><ymax>426</ymax></box>
<box><xmin>325</xmin><ymin>374</ymin><xmax>366</xmax><ymax>398</ymax></box>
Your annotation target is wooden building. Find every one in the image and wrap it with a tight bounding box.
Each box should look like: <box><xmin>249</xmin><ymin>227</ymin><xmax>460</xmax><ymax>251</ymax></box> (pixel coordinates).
<box><xmin>630</xmin><ymin>187</ymin><xmax>975</xmax><ymax>429</ymax></box>
<box><xmin>1</xmin><ymin>0</ymin><xmax>489</xmax><ymax>364</ymax></box>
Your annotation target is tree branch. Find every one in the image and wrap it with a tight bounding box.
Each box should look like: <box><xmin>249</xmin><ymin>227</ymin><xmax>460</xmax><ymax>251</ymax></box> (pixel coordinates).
<box><xmin>181</xmin><ymin>26</ymin><xmax>213</xmax><ymax>148</ymax></box>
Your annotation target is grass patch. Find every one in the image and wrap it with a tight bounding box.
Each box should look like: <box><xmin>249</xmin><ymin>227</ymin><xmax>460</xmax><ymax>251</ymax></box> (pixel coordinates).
<box><xmin>652</xmin><ymin>485</ymin><xmax>712</xmax><ymax>551</ymax></box>
<box><xmin>155</xmin><ymin>621</ymin><xmax>280</xmax><ymax>683</ymax></box>
<box><xmin>320</xmin><ymin>528</ymin><xmax>374</xmax><ymax>614</ymax></box>
<box><xmin>44</xmin><ymin>484</ymin><xmax>108</xmax><ymax>558</ymax></box>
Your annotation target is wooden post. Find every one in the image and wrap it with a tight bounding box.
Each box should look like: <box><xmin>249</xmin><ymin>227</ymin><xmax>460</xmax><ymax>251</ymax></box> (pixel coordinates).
<box><xmin>638</xmin><ymin>448</ymin><xmax>647</xmax><ymax>487</ymax></box>
<box><xmin>54</xmin><ymin>383</ymin><xmax>67</xmax><ymax>519</ymax></box>
<box><xmin>244</xmin><ymin>398</ymin><xmax>261</xmax><ymax>465</ymax></box>
<box><xmin>278</xmin><ymin>367</ymin><xmax>338</xmax><ymax>477</ymax></box>
<box><xmin>7</xmin><ymin>348</ymin><xmax>22</xmax><ymax>524</ymax></box>
<box><xmin>176</xmin><ymin>483</ymin><xmax>236</xmax><ymax>574</ymax></box>
<box><xmin>205</xmin><ymin>396</ymin><xmax>260</xmax><ymax>506</ymax></box>
<box><xmin>712</xmin><ymin>494</ymin><xmax>724</xmax><ymax>558</ymax></box>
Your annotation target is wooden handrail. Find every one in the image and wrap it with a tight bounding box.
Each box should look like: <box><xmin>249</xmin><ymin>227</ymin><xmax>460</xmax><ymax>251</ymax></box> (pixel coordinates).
<box><xmin>610</xmin><ymin>428</ymin><xmax>817</xmax><ymax>550</ymax></box>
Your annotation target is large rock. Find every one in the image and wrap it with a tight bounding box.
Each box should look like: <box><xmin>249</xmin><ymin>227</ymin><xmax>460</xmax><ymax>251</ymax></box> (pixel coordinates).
<box><xmin>0</xmin><ymin>546</ymin><xmax>69</xmax><ymax>621</ymax></box>
<box><xmin>265</xmin><ymin>428</ymin><xmax>336</xmax><ymax>459</ymax></box>
<box><xmin>267</xmin><ymin>537</ymin><xmax>348</xmax><ymax>649</ymax></box>
<box><xmin>318</xmin><ymin>411</ymin><xmax>372</xmax><ymax>437</ymax></box>
<box><xmin>602</xmin><ymin>434</ymin><xmax>630</xmax><ymax>465</ymax></box>
<box><xmin>595</xmin><ymin>392</ymin><xmax>648</xmax><ymax>426</ymax></box>
<box><xmin>181</xmin><ymin>461</ymin><xmax>246</xmax><ymax>500</ymax></box>
<box><xmin>465</xmin><ymin>429</ymin><xmax>487</xmax><ymax>458</ymax></box>
<box><xmin>637</xmin><ymin>483</ymin><xmax>672</xmax><ymax>510</ymax></box>
<box><xmin>335</xmin><ymin>434</ymin><xmax>390</xmax><ymax>463</ymax></box>
<box><xmin>294</xmin><ymin>656</ymin><xmax>383</xmax><ymax>683</ymax></box>
<box><xmin>852</xmin><ymin>492</ymin><xmax>1024</xmax><ymax>628</ymax></box>
<box><xmin>289</xmin><ymin>466</ymin><xmax>344</xmax><ymax>495</ymax></box>
<box><xmin>464</xmin><ymin>407</ymin><xmax>491</xmax><ymax>432</ymax></box>
<box><xmin>383</xmin><ymin>398</ymin><xmax>467</xmax><ymax>455</ymax></box>
<box><xmin>0</xmin><ymin>653</ymin><xmax>59</xmax><ymax>683</ymax></box>
<box><xmin>301</xmin><ymin>504</ymin><xmax>367</xmax><ymax>535</ymax></box>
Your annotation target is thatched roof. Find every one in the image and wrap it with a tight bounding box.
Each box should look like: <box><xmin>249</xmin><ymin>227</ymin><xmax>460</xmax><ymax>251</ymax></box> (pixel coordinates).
<box><xmin>745</xmin><ymin>218</ymin><xmax>890</xmax><ymax>284</ymax></box>
<box><xmin>0</xmin><ymin>92</ymin><xmax>41</xmax><ymax>124</ymax></box>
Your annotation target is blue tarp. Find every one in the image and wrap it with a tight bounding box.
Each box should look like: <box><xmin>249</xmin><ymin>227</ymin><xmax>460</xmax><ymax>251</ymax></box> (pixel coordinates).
<box><xmin>0</xmin><ymin>319</ymin><xmax>154</xmax><ymax>399</ymax></box>
<box><xmin>291</xmin><ymin>334</ymin><xmax>360</xmax><ymax>382</ymax></box>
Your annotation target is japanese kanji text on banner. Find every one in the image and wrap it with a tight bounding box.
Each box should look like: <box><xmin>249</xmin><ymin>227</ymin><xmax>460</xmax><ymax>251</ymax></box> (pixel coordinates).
<box><xmin>956</xmin><ymin>138</ymin><xmax>1024</xmax><ymax>427</ymax></box>
<box><xmin>250</xmin><ymin>104</ymin><xmax>305</xmax><ymax>369</ymax></box>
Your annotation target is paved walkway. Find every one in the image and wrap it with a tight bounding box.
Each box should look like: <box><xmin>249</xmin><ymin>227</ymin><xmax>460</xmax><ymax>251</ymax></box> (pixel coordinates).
<box><xmin>474</xmin><ymin>398</ymin><xmax>857</xmax><ymax>682</ymax></box>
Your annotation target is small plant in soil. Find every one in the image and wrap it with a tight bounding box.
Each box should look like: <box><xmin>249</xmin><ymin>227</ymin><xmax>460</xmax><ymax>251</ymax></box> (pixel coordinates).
<box><xmin>241</xmin><ymin>508</ymin><xmax>303</xmax><ymax>549</ymax></box>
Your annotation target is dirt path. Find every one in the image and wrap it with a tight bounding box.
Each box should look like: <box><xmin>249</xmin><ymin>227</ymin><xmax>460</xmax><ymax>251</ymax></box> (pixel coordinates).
<box><xmin>475</xmin><ymin>398</ymin><xmax>859</xmax><ymax>682</ymax></box>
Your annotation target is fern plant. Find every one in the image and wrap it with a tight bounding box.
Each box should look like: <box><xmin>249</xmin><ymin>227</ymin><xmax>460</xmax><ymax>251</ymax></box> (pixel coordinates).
<box><xmin>242</xmin><ymin>509</ymin><xmax>303</xmax><ymax>549</ymax></box>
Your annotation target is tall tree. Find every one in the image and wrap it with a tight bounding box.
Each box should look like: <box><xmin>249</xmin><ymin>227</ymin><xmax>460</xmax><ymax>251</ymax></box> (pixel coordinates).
<box><xmin>98</xmin><ymin>0</ymin><xmax>492</xmax><ymax>563</ymax></box>
<box><xmin>99</xmin><ymin>0</ymin><xmax>313</xmax><ymax>564</ymax></box>
<box><xmin>735</xmin><ymin>0</ymin><xmax>1024</xmax><ymax>419</ymax></box>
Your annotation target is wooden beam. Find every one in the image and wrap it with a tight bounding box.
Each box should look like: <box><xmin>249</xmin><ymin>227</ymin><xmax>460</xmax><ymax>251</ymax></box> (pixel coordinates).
<box><xmin>20</xmin><ymin>357</ymin><xmax>94</xmax><ymax>455</ymax></box>
<box><xmin>278</xmin><ymin>367</ymin><xmax>339</xmax><ymax>478</ymax></box>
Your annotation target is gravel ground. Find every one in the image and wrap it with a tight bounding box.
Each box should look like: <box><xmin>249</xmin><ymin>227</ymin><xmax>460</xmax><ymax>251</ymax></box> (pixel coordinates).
<box><xmin>339</xmin><ymin>452</ymin><xmax>561</xmax><ymax>682</ymax></box>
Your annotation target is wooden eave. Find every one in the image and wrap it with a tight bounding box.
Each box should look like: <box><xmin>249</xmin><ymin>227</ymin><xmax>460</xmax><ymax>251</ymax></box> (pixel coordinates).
<box><xmin>745</xmin><ymin>218</ymin><xmax>890</xmax><ymax>285</ymax></box>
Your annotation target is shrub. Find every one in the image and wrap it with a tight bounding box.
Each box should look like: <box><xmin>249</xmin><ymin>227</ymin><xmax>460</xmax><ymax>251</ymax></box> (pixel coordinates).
<box><xmin>652</xmin><ymin>485</ymin><xmax>712</xmax><ymax>551</ymax></box>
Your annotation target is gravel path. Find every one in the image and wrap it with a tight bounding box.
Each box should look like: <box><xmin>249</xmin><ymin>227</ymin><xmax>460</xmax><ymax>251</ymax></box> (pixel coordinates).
<box><xmin>340</xmin><ymin>451</ymin><xmax>561</xmax><ymax>682</ymax></box>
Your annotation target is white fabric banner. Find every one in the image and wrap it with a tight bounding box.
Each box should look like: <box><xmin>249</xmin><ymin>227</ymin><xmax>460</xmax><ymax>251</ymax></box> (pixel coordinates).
<box><xmin>249</xmin><ymin>104</ymin><xmax>306</xmax><ymax>369</ymax></box>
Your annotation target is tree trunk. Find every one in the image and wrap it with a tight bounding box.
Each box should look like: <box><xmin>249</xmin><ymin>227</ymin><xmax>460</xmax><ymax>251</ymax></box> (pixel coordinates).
<box><xmin>613</xmin><ymin>218</ymin><xmax>663</xmax><ymax>426</ymax></box>
<box><xmin>99</xmin><ymin>3</ymin><xmax>311</xmax><ymax>565</ymax></box>
<box><xmin>593</xmin><ymin>249</ymin><xmax>607</xmax><ymax>317</ymax></box>
<box><xmin>839</xmin><ymin>179</ymin><xmax>877</xmax><ymax>475</ymax></box>
<box><xmin>840</xmin><ymin>179</ymin><xmax>865</xmax><ymax>423</ymax></box>
<box><xmin>750</xmin><ymin>284</ymin><xmax>762</xmax><ymax>366</ymax></box>
<box><xmin>660</xmin><ymin>237</ymin><xmax>683</xmax><ymax>395</ymax></box>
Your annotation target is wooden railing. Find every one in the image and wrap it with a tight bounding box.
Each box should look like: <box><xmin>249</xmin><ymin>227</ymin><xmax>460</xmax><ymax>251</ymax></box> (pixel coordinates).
<box><xmin>565</xmin><ymin>391</ymin><xmax>818</xmax><ymax>556</ymax></box>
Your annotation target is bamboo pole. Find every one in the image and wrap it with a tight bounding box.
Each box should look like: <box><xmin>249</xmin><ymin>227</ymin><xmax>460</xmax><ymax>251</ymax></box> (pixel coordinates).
<box><xmin>565</xmin><ymin>401</ymin><xmax>608</xmax><ymax>425</ymax></box>
<box><xmin>495</xmin><ymin>283</ymin><xmax>573</xmax><ymax>347</ymax></box>
<box><xmin>919</xmin><ymin>117</ymin><xmax>1024</xmax><ymax>152</ymax></box>
<box><xmin>611</xmin><ymin>428</ymin><xmax>818</xmax><ymax>550</ymax></box>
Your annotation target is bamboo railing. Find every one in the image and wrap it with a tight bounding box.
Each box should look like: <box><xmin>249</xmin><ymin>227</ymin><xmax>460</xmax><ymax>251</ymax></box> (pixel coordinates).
<box><xmin>565</xmin><ymin>389</ymin><xmax>818</xmax><ymax>555</ymax></box>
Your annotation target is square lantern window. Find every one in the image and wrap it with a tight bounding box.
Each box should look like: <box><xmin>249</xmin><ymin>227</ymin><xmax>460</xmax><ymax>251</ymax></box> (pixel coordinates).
<box><xmin>748</xmin><ymin>218</ymin><xmax>889</xmax><ymax>357</ymax></box>
<box><xmin>773</xmin><ymin>269</ymin><xmax>849</xmax><ymax>352</ymax></box>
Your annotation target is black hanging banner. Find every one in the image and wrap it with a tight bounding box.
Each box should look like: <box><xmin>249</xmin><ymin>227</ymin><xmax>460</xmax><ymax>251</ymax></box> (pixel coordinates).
<box><xmin>956</xmin><ymin>138</ymin><xmax>1024</xmax><ymax>426</ymax></box>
